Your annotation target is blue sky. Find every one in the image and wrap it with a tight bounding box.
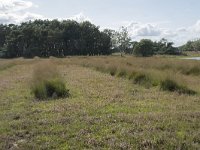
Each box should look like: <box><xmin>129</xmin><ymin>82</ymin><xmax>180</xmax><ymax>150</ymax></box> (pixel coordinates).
<box><xmin>1</xmin><ymin>0</ymin><xmax>200</xmax><ymax>45</ymax></box>
<box><xmin>29</xmin><ymin>0</ymin><xmax>199</xmax><ymax>28</ymax></box>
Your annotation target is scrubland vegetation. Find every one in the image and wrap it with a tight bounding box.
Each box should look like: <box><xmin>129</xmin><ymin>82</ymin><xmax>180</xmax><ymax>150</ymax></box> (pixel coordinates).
<box><xmin>0</xmin><ymin>56</ymin><xmax>199</xmax><ymax>149</ymax></box>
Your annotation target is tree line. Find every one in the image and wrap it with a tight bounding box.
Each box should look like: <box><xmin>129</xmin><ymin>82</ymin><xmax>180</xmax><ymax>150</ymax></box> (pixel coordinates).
<box><xmin>0</xmin><ymin>19</ymin><xmax>181</xmax><ymax>58</ymax></box>
<box><xmin>0</xmin><ymin>20</ymin><xmax>112</xmax><ymax>58</ymax></box>
<box><xmin>180</xmin><ymin>39</ymin><xmax>200</xmax><ymax>51</ymax></box>
<box><xmin>98</xmin><ymin>28</ymin><xmax>180</xmax><ymax>56</ymax></box>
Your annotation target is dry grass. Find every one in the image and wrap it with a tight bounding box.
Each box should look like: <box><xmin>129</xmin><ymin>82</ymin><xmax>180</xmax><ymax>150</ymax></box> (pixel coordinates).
<box><xmin>65</xmin><ymin>56</ymin><xmax>200</xmax><ymax>94</ymax></box>
<box><xmin>0</xmin><ymin>56</ymin><xmax>199</xmax><ymax>149</ymax></box>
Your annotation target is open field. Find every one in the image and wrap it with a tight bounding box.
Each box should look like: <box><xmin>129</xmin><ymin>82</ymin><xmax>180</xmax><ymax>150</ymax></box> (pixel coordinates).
<box><xmin>0</xmin><ymin>56</ymin><xmax>200</xmax><ymax>149</ymax></box>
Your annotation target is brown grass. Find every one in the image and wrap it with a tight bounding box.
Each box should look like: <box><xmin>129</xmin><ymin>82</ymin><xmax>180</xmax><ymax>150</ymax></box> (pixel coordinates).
<box><xmin>63</xmin><ymin>56</ymin><xmax>200</xmax><ymax>94</ymax></box>
<box><xmin>0</xmin><ymin>56</ymin><xmax>199</xmax><ymax>149</ymax></box>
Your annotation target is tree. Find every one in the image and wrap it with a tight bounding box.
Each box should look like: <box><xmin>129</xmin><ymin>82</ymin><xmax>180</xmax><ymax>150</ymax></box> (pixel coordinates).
<box><xmin>133</xmin><ymin>39</ymin><xmax>154</xmax><ymax>57</ymax></box>
<box><xmin>154</xmin><ymin>38</ymin><xmax>180</xmax><ymax>55</ymax></box>
<box><xmin>102</xmin><ymin>29</ymin><xmax>117</xmax><ymax>53</ymax></box>
<box><xmin>118</xmin><ymin>27</ymin><xmax>132</xmax><ymax>55</ymax></box>
<box><xmin>1</xmin><ymin>20</ymin><xmax>112</xmax><ymax>58</ymax></box>
<box><xmin>180</xmin><ymin>39</ymin><xmax>200</xmax><ymax>51</ymax></box>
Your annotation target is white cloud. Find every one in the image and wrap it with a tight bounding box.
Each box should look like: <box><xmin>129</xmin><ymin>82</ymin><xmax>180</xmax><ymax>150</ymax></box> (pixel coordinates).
<box><xmin>0</xmin><ymin>12</ymin><xmax>44</xmax><ymax>24</ymax></box>
<box><xmin>127</xmin><ymin>22</ymin><xmax>162</xmax><ymax>37</ymax></box>
<box><xmin>0</xmin><ymin>0</ymin><xmax>43</xmax><ymax>24</ymax></box>
<box><xmin>0</xmin><ymin>0</ymin><xmax>91</xmax><ymax>25</ymax></box>
<box><xmin>177</xmin><ymin>27</ymin><xmax>187</xmax><ymax>32</ymax></box>
<box><xmin>190</xmin><ymin>20</ymin><xmax>200</xmax><ymax>33</ymax></box>
<box><xmin>120</xmin><ymin>20</ymin><xmax>200</xmax><ymax>46</ymax></box>
<box><xmin>0</xmin><ymin>0</ymin><xmax>34</xmax><ymax>12</ymax></box>
<box><xmin>69</xmin><ymin>12</ymin><xmax>91</xmax><ymax>22</ymax></box>
<box><xmin>58</xmin><ymin>12</ymin><xmax>91</xmax><ymax>23</ymax></box>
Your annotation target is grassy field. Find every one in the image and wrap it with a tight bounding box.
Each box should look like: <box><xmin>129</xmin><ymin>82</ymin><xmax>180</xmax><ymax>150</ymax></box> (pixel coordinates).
<box><xmin>0</xmin><ymin>56</ymin><xmax>200</xmax><ymax>149</ymax></box>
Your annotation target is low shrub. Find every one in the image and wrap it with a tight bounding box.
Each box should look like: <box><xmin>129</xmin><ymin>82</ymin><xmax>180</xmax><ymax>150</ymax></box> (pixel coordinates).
<box><xmin>117</xmin><ymin>69</ymin><xmax>127</xmax><ymax>78</ymax></box>
<box><xmin>31</xmin><ymin>61</ymin><xmax>70</xmax><ymax>100</ymax></box>
<box><xmin>160</xmin><ymin>79</ymin><xmax>196</xmax><ymax>95</ymax></box>
<box><xmin>107</xmin><ymin>66</ymin><xmax>117</xmax><ymax>76</ymax></box>
<box><xmin>133</xmin><ymin>73</ymin><xmax>154</xmax><ymax>87</ymax></box>
<box><xmin>128</xmin><ymin>71</ymin><xmax>137</xmax><ymax>80</ymax></box>
<box><xmin>95</xmin><ymin>65</ymin><xmax>106</xmax><ymax>73</ymax></box>
<box><xmin>184</xmin><ymin>66</ymin><xmax>200</xmax><ymax>76</ymax></box>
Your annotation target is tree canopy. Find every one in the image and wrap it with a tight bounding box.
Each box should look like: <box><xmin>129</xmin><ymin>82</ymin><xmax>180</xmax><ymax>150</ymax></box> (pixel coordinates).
<box><xmin>133</xmin><ymin>38</ymin><xmax>180</xmax><ymax>57</ymax></box>
<box><xmin>0</xmin><ymin>20</ymin><xmax>183</xmax><ymax>58</ymax></box>
<box><xmin>0</xmin><ymin>20</ymin><xmax>112</xmax><ymax>58</ymax></box>
<box><xmin>180</xmin><ymin>39</ymin><xmax>200</xmax><ymax>51</ymax></box>
<box><xmin>133</xmin><ymin>39</ymin><xmax>154</xmax><ymax>57</ymax></box>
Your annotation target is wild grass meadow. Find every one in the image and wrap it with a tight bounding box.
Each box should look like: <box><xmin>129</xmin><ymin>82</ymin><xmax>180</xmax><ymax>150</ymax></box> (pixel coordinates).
<box><xmin>0</xmin><ymin>56</ymin><xmax>199</xmax><ymax>149</ymax></box>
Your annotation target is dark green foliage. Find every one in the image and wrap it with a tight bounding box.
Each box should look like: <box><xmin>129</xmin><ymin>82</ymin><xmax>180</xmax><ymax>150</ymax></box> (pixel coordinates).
<box><xmin>160</xmin><ymin>79</ymin><xmax>196</xmax><ymax>95</ymax></box>
<box><xmin>46</xmin><ymin>79</ymin><xmax>69</xmax><ymax>98</ymax></box>
<box><xmin>1</xmin><ymin>20</ymin><xmax>112</xmax><ymax>58</ymax></box>
<box><xmin>133</xmin><ymin>38</ymin><xmax>180</xmax><ymax>57</ymax></box>
<box><xmin>133</xmin><ymin>39</ymin><xmax>154</xmax><ymax>57</ymax></box>
<box><xmin>180</xmin><ymin>40</ymin><xmax>200</xmax><ymax>51</ymax></box>
<box><xmin>154</xmin><ymin>38</ymin><xmax>181</xmax><ymax>55</ymax></box>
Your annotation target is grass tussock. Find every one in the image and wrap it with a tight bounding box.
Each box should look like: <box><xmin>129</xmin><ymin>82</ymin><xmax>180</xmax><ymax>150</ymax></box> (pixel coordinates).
<box><xmin>182</xmin><ymin>66</ymin><xmax>200</xmax><ymax>76</ymax></box>
<box><xmin>133</xmin><ymin>73</ymin><xmax>154</xmax><ymax>87</ymax></box>
<box><xmin>107</xmin><ymin>66</ymin><xmax>117</xmax><ymax>76</ymax></box>
<box><xmin>117</xmin><ymin>68</ymin><xmax>127</xmax><ymax>78</ymax></box>
<box><xmin>160</xmin><ymin>78</ymin><xmax>196</xmax><ymax>95</ymax></box>
<box><xmin>31</xmin><ymin>61</ymin><xmax>69</xmax><ymax>100</ymax></box>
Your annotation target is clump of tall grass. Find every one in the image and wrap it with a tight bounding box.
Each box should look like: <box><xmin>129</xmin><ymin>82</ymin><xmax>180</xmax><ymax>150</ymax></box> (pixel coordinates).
<box><xmin>160</xmin><ymin>78</ymin><xmax>196</xmax><ymax>95</ymax></box>
<box><xmin>117</xmin><ymin>68</ymin><xmax>127</xmax><ymax>78</ymax></box>
<box><xmin>133</xmin><ymin>73</ymin><xmax>156</xmax><ymax>88</ymax></box>
<box><xmin>106</xmin><ymin>66</ymin><xmax>117</xmax><ymax>76</ymax></box>
<box><xmin>182</xmin><ymin>66</ymin><xmax>200</xmax><ymax>76</ymax></box>
<box><xmin>31</xmin><ymin>61</ymin><xmax>69</xmax><ymax>100</ymax></box>
<box><xmin>128</xmin><ymin>71</ymin><xmax>137</xmax><ymax>80</ymax></box>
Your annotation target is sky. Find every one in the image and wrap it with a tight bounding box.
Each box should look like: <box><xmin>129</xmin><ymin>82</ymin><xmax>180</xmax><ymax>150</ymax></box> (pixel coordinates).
<box><xmin>0</xmin><ymin>0</ymin><xmax>200</xmax><ymax>46</ymax></box>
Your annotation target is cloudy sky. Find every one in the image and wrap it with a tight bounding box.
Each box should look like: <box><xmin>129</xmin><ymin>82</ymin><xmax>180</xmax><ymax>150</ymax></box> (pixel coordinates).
<box><xmin>0</xmin><ymin>0</ymin><xmax>200</xmax><ymax>46</ymax></box>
